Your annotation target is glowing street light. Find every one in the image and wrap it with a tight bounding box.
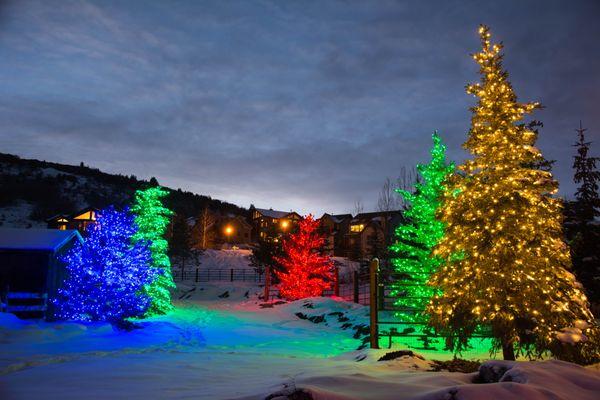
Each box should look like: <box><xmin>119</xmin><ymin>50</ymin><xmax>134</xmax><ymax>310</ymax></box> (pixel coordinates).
<box><xmin>281</xmin><ymin>220</ymin><xmax>289</xmax><ymax>230</ymax></box>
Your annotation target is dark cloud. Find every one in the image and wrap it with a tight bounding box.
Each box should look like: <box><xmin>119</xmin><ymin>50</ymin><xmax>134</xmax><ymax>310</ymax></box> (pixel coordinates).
<box><xmin>0</xmin><ymin>0</ymin><xmax>598</xmax><ymax>215</ymax></box>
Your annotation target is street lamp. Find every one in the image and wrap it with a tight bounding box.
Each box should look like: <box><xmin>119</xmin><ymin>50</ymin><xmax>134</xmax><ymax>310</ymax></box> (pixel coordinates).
<box><xmin>224</xmin><ymin>225</ymin><xmax>234</xmax><ymax>245</ymax></box>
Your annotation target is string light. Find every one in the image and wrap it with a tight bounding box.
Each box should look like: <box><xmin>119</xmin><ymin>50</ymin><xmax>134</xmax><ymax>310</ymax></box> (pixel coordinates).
<box><xmin>131</xmin><ymin>186</ymin><xmax>175</xmax><ymax>316</ymax></box>
<box><xmin>426</xmin><ymin>25</ymin><xmax>598</xmax><ymax>362</ymax></box>
<box><xmin>275</xmin><ymin>215</ymin><xmax>333</xmax><ymax>300</ymax></box>
<box><xmin>53</xmin><ymin>207</ymin><xmax>156</xmax><ymax>322</ymax></box>
<box><xmin>390</xmin><ymin>132</ymin><xmax>454</xmax><ymax>323</ymax></box>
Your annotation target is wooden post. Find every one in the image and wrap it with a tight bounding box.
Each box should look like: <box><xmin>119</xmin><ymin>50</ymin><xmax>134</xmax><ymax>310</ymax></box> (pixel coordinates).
<box><xmin>353</xmin><ymin>271</ymin><xmax>359</xmax><ymax>303</ymax></box>
<box><xmin>230</xmin><ymin>268</ymin><xmax>234</xmax><ymax>282</ymax></box>
<box><xmin>334</xmin><ymin>266</ymin><xmax>340</xmax><ymax>297</ymax></box>
<box><xmin>195</xmin><ymin>268</ymin><xmax>199</xmax><ymax>283</ymax></box>
<box><xmin>369</xmin><ymin>258</ymin><xmax>380</xmax><ymax>349</ymax></box>
<box><xmin>378</xmin><ymin>281</ymin><xmax>385</xmax><ymax>311</ymax></box>
<box><xmin>263</xmin><ymin>266</ymin><xmax>271</xmax><ymax>301</ymax></box>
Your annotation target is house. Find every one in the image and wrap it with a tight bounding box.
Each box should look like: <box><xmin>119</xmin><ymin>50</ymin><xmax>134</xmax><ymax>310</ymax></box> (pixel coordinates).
<box><xmin>250</xmin><ymin>207</ymin><xmax>302</xmax><ymax>243</ymax></box>
<box><xmin>47</xmin><ymin>207</ymin><xmax>99</xmax><ymax>233</ymax></box>
<box><xmin>0</xmin><ymin>228</ymin><xmax>83</xmax><ymax>319</ymax></box>
<box><xmin>188</xmin><ymin>211</ymin><xmax>253</xmax><ymax>249</ymax></box>
<box><xmin>319</xmin><ymin>213</ymin><xmax>352</xmax><ymax>256</ymax></box>
<box><xmin>344</xmin><ymin>211</ymin><xmax>404</xmax><ymax>260</ymax></box>
<box><xmin>218</xmin><ymin>214</ymin><xmax>253</xmax><ymax>246</ymax></box>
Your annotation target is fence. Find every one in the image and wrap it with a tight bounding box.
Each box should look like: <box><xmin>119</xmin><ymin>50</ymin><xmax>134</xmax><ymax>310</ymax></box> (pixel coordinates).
<box><xmin>173</xmin><ymin>266</ymin><xmax>372</xmax><ymax>305</ymax></box>
<box><xmin>173</xmin><ymin>268</ymin><xmax>266</xmax><ymax>283</ymax></box>
<box><xmin>368</xmin><ymin>259</ymin><xmax>493</xmax><ymax>353</ymax></box>
<box><xmin>322</xmin><ymin>270</ymin><xmax>371</xmax><ymax>305</ymax></box>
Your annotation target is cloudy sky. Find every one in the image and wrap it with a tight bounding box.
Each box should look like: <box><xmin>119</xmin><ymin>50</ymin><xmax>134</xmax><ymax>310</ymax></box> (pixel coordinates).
<box><xmin>1</xmin><ymin>0</ymin><xmax>599</xmax><ymax>215</ymax></box>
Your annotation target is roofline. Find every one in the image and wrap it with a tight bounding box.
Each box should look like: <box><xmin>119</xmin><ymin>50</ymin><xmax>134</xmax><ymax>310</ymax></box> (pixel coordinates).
<box><xmin>46</xmin><ymin>206</ymin><xmax>102</xmax><ymax>222</ymax></box>
<box><xmin>53</xmin><ymin>230</ymin><xmax>84</xmax><ymax>252</ymax></box>
<box><xmin>254</xmin><ymin>208</ymin><xmax>300</xmax><ymax>219</ymax></box>
<box><xmin>46</xmin><ymin>214</ymin><xmax>69</xmax><ymax>222</ymax></box>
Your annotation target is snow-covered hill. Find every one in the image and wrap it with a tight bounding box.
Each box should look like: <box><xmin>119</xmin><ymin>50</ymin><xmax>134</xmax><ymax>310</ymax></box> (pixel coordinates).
<box><xmin>0</xmin><ymin>152</ymin><xmax>246</xmax><ymax>228</ymax></box>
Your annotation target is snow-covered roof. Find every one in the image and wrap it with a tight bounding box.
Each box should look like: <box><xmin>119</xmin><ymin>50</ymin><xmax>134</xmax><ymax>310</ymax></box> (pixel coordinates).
<box><xmin>0</xmin><ymin>228</ymin><xmax>83</xmax><ymax>252</ymax></box>
<box><xmin>331</xmin><ymin>214</ymin><xmax>352</xmax><ymax>223</ymax></box>
<box><xmin>255</xmin><ymin>208</ymin><xmax>292</xmax><ymax>219</ymax></box>
<box><xmin>186</xmin><ymin>217</ymin><xmax>196</xmax><ymax>227</ymax></box>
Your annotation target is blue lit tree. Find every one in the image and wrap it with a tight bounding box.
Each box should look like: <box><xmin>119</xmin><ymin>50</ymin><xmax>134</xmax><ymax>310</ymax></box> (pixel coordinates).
<box><xmin>53</xmin><ymin>206</ymin><xmax>157</xmax><ymax>322</ymax></box>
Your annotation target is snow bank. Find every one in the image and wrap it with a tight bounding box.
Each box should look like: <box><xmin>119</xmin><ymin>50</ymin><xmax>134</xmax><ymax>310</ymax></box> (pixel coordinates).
<box><xmin>248</xmin><ymin>360</ymin><xmax>600</xmax><ymax>400</ymax></box>
<box><xmin>175</xmin><ymin>281</ymin><xmax>263</xmax><ymax>305</ymax></box>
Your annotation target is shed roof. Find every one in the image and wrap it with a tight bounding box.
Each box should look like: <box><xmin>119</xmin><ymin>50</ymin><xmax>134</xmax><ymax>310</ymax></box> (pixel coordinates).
<box><xmin>0</xmin><ymin>229</ymin><xmax>83</xmax><ymax>252</ymax></box>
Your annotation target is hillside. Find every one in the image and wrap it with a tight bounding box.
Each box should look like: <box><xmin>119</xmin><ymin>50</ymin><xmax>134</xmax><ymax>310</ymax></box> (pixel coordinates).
<box><xmin>0</xmin><ymin>152</ymin><xmax>247</xmax><ymax>228</ymax></box>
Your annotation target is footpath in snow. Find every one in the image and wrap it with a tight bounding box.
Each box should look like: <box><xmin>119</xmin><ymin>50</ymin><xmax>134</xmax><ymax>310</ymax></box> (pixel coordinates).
<box><xmin>1</xmin><ymin>282</ymin><xmax>599</xmax><ymax>399</ymax></box>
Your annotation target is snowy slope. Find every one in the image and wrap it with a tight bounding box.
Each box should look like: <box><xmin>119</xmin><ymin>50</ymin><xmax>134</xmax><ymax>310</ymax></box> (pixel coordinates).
<box><xmin>0</xmin><ymin>202</ymin><xmax>46</xmax><ymax>229</ymax></box>
<box><xmin>172</xmin><ymin>250</ymin><xmax>360</xmax><ymax>280</ymax></box>
<box><xmin>199</xmin><ymin>249</ymin><xmax>253</xmax><ymax>270</ymax></box>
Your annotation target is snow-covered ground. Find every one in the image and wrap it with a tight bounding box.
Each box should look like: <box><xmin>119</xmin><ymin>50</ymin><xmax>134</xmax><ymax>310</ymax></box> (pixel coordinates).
<box><xmin>1</xmin><ymin>282</ymin><xmax>599</xmax><ymax>399</ymax></box>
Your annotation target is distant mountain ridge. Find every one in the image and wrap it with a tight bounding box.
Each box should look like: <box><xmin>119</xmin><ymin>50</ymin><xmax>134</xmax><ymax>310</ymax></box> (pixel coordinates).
<box><xmin>0</xmin><ymin>152</ymin><xmax>247</xmax><ymax>228</ymax></box>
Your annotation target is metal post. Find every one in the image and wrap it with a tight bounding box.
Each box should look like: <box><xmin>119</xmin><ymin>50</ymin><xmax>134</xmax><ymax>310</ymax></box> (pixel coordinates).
<box><xmin>263</xmin><ymin>266</ymin><xmax>271</xmax><ymax>301</ymax></box>
<box><xmin>230</xmin><ymin>268</ymin><xmax>234</xmax><ymax>282</ymax></box>
<box><xmin>369</xmin><ymin>258</ymin><xmax>380</xmax><ymax>349</ymax></box>
<box><xmin>195</xmin><ymin>268</ymin><xmax>199</xmax><ymax>283</ymax></box>
<box><xmin>353</xmin><ymin>271</ymin><xmax>359</xmax><ymax>303</ymax></box>
<box><xmin>334</xmin><ymin>266</ymin><xmax>340</xmax><ymax>297</ymax></box>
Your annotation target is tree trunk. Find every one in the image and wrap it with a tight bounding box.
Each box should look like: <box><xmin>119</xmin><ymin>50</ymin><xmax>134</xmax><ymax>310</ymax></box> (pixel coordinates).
<box><xmin>502</xmin><ymin>340</ymin><xmax>515</xmax><ymax>360</ymax></box>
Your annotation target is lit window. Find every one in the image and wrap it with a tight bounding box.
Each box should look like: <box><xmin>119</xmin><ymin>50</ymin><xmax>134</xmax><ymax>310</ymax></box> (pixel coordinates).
<box><xmin>350</xmin><ymin>224</ymin><xmax>364</xmax><ymax>233</ymax></box>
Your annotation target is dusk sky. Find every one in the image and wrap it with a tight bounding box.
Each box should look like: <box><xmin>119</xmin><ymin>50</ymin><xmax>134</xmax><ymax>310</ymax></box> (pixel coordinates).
<box><xmin>1</xmin><ymin>0</ymin><xmax>599</xmax><ymax>215</ymax></box>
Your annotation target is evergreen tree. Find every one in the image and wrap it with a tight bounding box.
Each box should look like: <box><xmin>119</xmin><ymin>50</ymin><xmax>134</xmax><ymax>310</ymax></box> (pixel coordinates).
<box><xmin>169</xmin><ymin>213</ymin><xmax>193</xmax><ymax>273</ymax></box>
<box><xmin>569</xmin><ymin>122</ymin><xmax>600</xmax><ymax>306</ymax></box>
<box><xmin>426</xmin><ymin>26</ymin><xmax>598</xmax><ymax>362</ymax></box>
<box><xmin>53</xmin><ymin>207</ymin><xmax>156</xmax><ymax>322</ymax></box>
<box><xmin>131</xmin><ymin>186</ymin><xmax>175</xmax><ymax>315</ymax></box>
<box><xmin>348</xmin><ymin>236</ymin><xmax>364</xmax><ymax>262</ymax></box>
<box><xmin>250</xmin><ymin>239</ymin><xmax>283</xmax><ymax>275</ymax></box>
<box><xmin>275</xmin><ymin>215</ymin><xmax>334</xmax><ymax>300</ymax></box>
<box><xmin>366</xmin><ymin>228</ymin><xmax>393</xmax><ymax>279</ymax></box>
<box><xmin>366</xmin><ymin>230</ymin><xmax>386</xmax><ymax>260</ymax></box>
<box><xmin>390</xmin><ymin>132</ymin><xmax>454</xmax><ymax>323</ymax></box>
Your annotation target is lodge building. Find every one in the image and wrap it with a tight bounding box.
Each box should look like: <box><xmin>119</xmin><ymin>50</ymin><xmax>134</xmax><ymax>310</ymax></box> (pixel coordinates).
<box><xmin>43</xmin><ymin>203</ymin><xmax>403</xmax><ymax>260</ymax></box>
<box><xmin>250</xmin><ymin>207</ymin><xmax>302</xmax><ymax>243</ymax></box>
<box><xmin>46</xmin><ymin>207</ymin><xmax>99</xmax><ymax>233</ymax></box>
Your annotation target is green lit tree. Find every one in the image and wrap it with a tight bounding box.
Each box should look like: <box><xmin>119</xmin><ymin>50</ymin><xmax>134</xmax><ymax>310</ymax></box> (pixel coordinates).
<box><xmin>131</xmin><ymin>186</ymin><xmax>175</xmax><ymax>315</ymax></box>
<box><xmin>389</xmin><ymin>132</ymin><xmax>454</xmax><ymax>323</ymax></box>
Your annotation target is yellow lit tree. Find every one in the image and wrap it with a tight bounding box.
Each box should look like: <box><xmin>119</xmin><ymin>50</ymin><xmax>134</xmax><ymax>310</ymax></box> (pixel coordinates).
<box><xmin>426</xmin><ymin>25</ymin><xmax>598</xmax><ymax>362</ymax></box>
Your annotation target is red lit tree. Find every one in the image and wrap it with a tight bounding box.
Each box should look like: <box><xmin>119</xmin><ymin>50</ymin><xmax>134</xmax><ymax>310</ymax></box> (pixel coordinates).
<box><xmin>275</xmin><ymin>215</ymin><xmax>334</xmax><ymax>300</ymax></box>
